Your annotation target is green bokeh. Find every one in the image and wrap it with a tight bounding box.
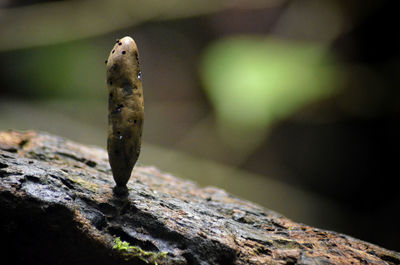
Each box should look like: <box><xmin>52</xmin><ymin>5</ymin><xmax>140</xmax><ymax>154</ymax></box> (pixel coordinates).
<box><xmin>201</xmin><ymin>36</ymin><xmax>340</xmax><ymax>130</ymax></box>
<box><xmin>2</xmin><ymin>40</ymin><xmax>106</xmax><ymax>99</ymax></box>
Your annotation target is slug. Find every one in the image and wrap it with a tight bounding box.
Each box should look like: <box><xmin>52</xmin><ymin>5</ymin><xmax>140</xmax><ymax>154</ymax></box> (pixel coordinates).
<box><xmin>105</xmin><ymin>36</ymin><xmax>144</xmax><ymax>195</ymax></box>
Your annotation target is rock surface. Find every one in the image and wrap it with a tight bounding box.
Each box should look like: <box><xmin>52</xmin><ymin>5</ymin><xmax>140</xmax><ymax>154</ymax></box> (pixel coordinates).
<box><xmin>0</xmin><ymin>130</ymin><xmax>399</xmax><ymax>265</ymax></box>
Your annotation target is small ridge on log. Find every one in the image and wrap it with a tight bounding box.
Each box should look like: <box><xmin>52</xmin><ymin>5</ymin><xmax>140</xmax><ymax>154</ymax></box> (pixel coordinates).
<box><xmin>1</xmin><ymin>130</ymin><xmax>399</xmax><ymax>265</ymax></box>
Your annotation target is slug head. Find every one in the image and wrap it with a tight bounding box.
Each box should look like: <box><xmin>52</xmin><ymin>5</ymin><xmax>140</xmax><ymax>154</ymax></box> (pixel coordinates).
<box><xmin>106</xmin><ymin>36</ymin><xmax>141</xmax><ymax>85</ymax></box>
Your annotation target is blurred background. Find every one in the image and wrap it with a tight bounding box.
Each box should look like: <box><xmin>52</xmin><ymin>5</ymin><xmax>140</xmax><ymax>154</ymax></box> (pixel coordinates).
<box><xmin>1</xmin><ymin>0</ymin><xmax>399</xmax><ymax>251</ymax></box>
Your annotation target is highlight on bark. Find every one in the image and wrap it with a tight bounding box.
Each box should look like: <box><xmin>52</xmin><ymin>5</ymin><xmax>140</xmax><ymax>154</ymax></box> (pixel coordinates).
<box><xmin>105</xmin><ymin>36</ymin><xmax>144</xmax><ymax>196</ymax></box>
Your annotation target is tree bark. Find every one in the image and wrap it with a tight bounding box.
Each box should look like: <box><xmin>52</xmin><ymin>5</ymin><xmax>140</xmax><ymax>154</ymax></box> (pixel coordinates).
<box><xmin>0</xmin><ymin>130</ymin><xmax>399</xmax><ymax>265</ymax></box>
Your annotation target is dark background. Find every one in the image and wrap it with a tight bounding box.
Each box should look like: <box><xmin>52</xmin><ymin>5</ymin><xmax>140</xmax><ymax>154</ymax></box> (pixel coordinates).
<box><xmin>1</xmin><ymin>0</ymin><xmax>399</xmax><ymax>251</ymax></box>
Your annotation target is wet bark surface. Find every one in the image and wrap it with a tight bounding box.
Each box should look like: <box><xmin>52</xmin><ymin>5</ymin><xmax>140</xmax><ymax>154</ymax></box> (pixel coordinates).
<box><xmin>0</xmin><ymin>130</ymin><xmax>399</xmax><ymax>265</ymax></box>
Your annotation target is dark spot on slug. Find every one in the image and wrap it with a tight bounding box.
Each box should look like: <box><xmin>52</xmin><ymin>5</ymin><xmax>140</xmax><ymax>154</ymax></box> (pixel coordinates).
<box><xmin>118</xmin><ymin>42</ymin><xmax>122</xmax><ymax>45</ymax></box>
<box><xmin>135</xmin><ymin>52</ymin><xmax>139</xmax><ymax>62</ymax></box>
<box><xmin>122</xmin><ymin>51</ymin><xmax>126</xmax><ymax>55</ymax></box>
<box><xmin>112</xmin><ymin>50</ymin><xmax>115</xmax><ymax>54</ymax></box>
<box><xmin>121</xmin><ymin>80</ymin><xmax>134</xmax><ymax>95</ymax></box>
<box><xmin>111</xmin><ymin>64</ymin><xmax>118</xmax><ymax>71</ymax></box>
<box><xmin>115</xmin><ymin>39</ymin><xmax>119</xmax><ymax>43</ymax></box>
<box><xmin>112</xmin><ymin>104</ymin><xmax>123</xmax><ymax>114</ymax></box>
<box><xmin>108</xmin><ymin>79</ymin><xmax>113</xmax><ymax>85</ymax></box>
<box><xmin>105</xmin><ymin>60</ymin><xmax>108</xmax><ymax>64</ymax></box>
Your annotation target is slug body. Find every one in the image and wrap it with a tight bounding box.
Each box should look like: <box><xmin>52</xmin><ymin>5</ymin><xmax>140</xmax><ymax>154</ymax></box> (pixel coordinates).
<box><xmin>106</xmin><ymin>36</ymin><xmax>144</xmax><ymax>194</ymax></box>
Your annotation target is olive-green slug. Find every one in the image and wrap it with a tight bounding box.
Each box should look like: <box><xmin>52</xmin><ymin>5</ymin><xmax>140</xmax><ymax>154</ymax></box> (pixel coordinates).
<box><xmin>105</xmin><ymin>36</ymin><xmax>144</xmax><ymax>195</ymax></box>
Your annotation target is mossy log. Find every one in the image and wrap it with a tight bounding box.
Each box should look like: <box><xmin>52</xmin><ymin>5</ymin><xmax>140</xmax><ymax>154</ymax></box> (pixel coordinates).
<box><xmin>0</xmin><ymin>130</ymin><xmax>399</xmax><ymax>265</ymax></box>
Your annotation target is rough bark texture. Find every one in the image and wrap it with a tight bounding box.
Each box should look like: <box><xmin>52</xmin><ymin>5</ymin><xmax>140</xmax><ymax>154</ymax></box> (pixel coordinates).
<box><xmin>0</xmin><ymin>130</ymin><xmax>399</xmax><ymax>265</ymax></box>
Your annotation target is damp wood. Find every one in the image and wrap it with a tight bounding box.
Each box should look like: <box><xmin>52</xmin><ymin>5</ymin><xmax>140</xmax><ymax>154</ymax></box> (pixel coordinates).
<box><xmin>1</xmin><ymin>130</ymin><xmax>399</xmax><ymax>265</ymax></box>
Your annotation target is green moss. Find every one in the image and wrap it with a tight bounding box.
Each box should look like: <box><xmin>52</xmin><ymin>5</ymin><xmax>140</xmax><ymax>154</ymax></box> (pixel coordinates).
<box><xmin>113</xmin><ymin>237</ymin><xmax>167</xmax><ymax>265</ymax></box>
<box><xmin>68</xmin><ymin>175</ymin><xmax>98</xmax><ymax>191</ymax></box>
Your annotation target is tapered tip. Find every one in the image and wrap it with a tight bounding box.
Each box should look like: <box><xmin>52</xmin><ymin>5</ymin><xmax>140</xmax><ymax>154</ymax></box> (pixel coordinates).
<box><xmin>113</xmin><ymin>185</ymin><xmax>129</xmax><ymax>197</ymax></box>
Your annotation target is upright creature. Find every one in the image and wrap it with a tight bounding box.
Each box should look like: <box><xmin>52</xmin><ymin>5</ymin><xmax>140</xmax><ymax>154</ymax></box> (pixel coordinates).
<box><xmin>105</xmin><ymin>36</ymin><xmax>144</xmax><ymax>195</ymax></box>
